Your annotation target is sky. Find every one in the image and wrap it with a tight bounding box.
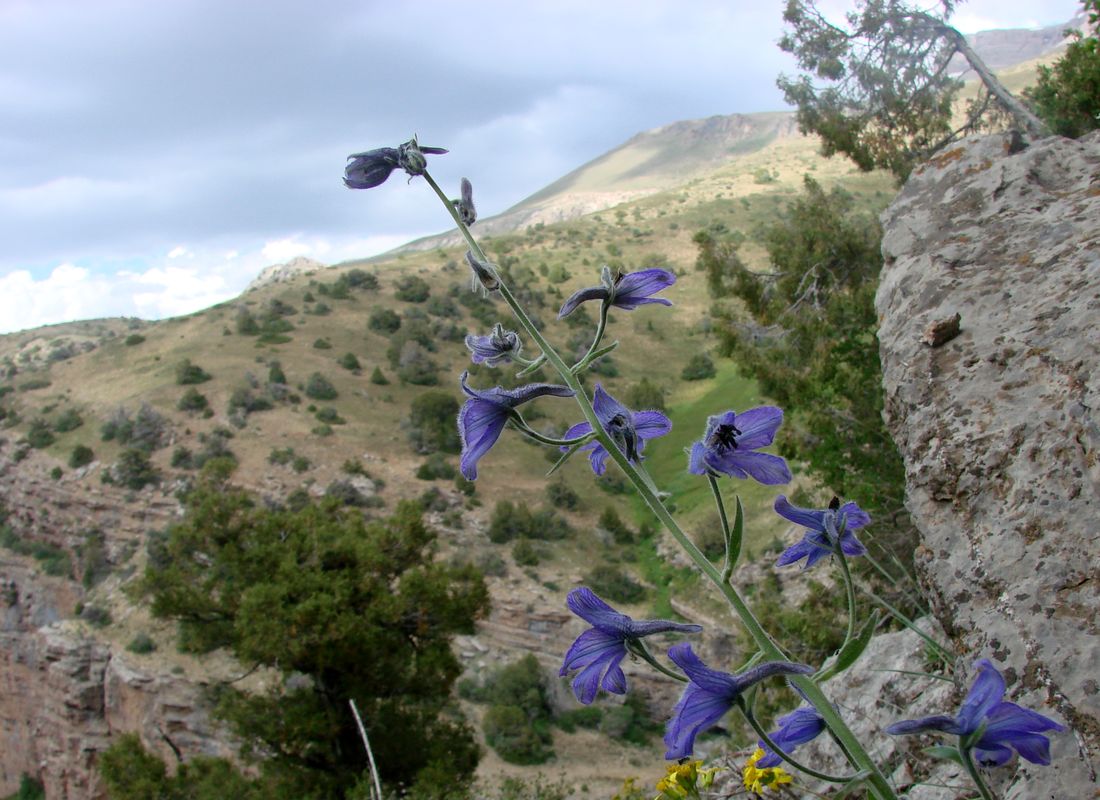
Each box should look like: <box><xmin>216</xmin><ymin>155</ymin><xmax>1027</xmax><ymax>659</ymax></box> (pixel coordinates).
<box><xmin>0</xmin><ymin>0</ymin><xmax>1081</xmax><ymax>335</ymax></box>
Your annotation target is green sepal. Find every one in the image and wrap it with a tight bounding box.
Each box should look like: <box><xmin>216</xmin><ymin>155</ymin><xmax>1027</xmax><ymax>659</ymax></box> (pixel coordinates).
<box><xmin>816</xmin><ymin>612</ymin><xmax>881</xmax><ymax>682</ymax></box>
<box><xmin>724</xmin><ymin>495</ymin><xmax>744</xmax><ymax>573</ymax></box>
<box><xmin>923</xmin><ymin>746</ymin><xmax>965</xmax><ymax>766</ymax></box>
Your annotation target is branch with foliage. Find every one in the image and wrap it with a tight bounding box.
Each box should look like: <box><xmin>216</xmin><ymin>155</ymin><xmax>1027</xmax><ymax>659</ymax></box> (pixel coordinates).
<box><xmin>1025</xmin><ymin>0</ymin><xmax>1100</xmax><ymax>139</ymax></box>
<box><xmin>778</xmin><ymin>0</ymin><xmax>1049</xmax><ymax>181</ymax></box>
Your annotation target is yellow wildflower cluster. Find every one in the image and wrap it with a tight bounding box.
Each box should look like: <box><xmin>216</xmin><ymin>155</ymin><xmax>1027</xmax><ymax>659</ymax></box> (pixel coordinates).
<box><xmin>654</xmin><ymin>760</ymin><xmax>721</xmax><ymax>799</ymax></box>
<box><xmin>742</xmin><ymin>748</ymin><xmax>793</xmax><ymax>794</ymax></box>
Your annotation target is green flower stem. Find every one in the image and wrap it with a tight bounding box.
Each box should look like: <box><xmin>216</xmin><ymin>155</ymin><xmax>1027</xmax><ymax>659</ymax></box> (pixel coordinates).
<box><xmin>420</xmin><ymin>170</ymin><xmax>898</xmax><ymax>800</ymax></box>
<box><xmin>707</xmin><ymin>474</ymin><xmax>742</xmax><ymax>581</ymax></box>
<box><xmin>834</xmin><ymin>543</ymin><xmax>858</xmax><ymax>646</ymax></box>
<box><xmin>627</xmin><ymin>639</ymin><xmax>688</xmax><ymax>683</ymax></box>
<box><xmin>572</xmin><ymin>302</ymin><xmax>611</xmax><ymax>373</ymax></box>
<box><xmin>508</xmin><ymin>418</ymin><xmax>592</xmax><ymax>448</ymax></box>
<box><xmin>959</xmin><ymin>747</ymin><xmax>996</xmax><ymax>800</ymax></box>
<box><xmin>515</xmin><ymin>353</ymin><xmax>547</xmax><ymax>377</ymax></box>
<box><xmin>736</xmin><ymin>697</ymin><xmax>858</xmax><ymax>784</ymax></box>
<box><xmin>862</xmin><ymin>587</ymin><xmax>952</xmax><ymax>663</ymax></box>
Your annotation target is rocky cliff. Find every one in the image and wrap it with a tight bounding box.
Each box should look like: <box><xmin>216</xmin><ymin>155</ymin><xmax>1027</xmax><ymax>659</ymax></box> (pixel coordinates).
<box><xmin>876</xmin><ymin>131</ymin><xmax>1100</xmax><ymax>797</ymax></box>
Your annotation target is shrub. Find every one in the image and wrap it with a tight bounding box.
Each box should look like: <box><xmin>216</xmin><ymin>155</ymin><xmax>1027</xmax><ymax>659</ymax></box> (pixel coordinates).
<box><xmin>19</xmin><ymin>378</ymin><xmax>51</xmax><ymax>392</ymax></box>
<box><xmin>599</xmin><ymin>691</ymin><xmax>661</xmax><ymax>745</ymax></box>
<box><xmin>53</xmin><ymin>408</ymin><xmax>84</xmax><ymax>433</ymax></box>
<box><xmin>599</xmin><ymin>506</ymin><xmax>635</xmax><ymax>545</ymax></box>
<box><xmin>80</xmin><ymin>529</ymin><xmax>110</xmax><ymax>589</ymax></box>
<box><xmin>109</xmin><ymin>448</ymin><xmax>161</xmax><ymax>490</ymax></box>
<box><xmin>25</xmin><ymin>418</ymin><xmax>55</xmax><ymax>449</ymax></box>
<box><xmin>488</xmin><ymin>501</ymin><xmax>571</xmax><ymax>543</ymax></box>
<box><xmin>625</xmin><ymin>377</ymin><xmax>666</xmax><ymax>411</ymax></box>
<box><xmin>126</xmin><ymin>633</ymin><xmax>157</xmax><ymax>654</ymax></box>
<box><xmin>415</xmin><ymin>453</ymin><xmax>456</xmax><ymax>481</ymax></box>
<box><xmin>69</xmin><ymin>445</ymin><xmax>94</xmax><ymax>468</ymax></box>
<box><xmin>171</xmin><ymin>447</ymin><xmax>194</xmax><ymax>469</ymax></box>
<box><xmin>102</xmin><ymin>404</ymin><xmax>168</xmax><ymax>451</ymax></box>
<box><xmin>1026</xmin><ymin>9</ymin><xmax>1100</xmax><ymax>139</ymax></box>
<box><xmin>369</xmin><ymin>366</ymin><xmax>390</xmax><ymax>385</ymax></box>
<box><xmin>545</xmin><ymin>481</ymin><xmax>579</xmax><ymax>510</ymax></box>
<box><xmin>177</xmin><ymin>388</ymin><xmax>209</xmax><ymax>412</ymax></box>
<box><xmin>395</xmin><ymin>275</ymin><xmax>431</xmax><ymax>302</ymax></box>
<box><xmin>338</xmin><ymin>352</ymin><xmax>361</xmax><ymax>371</ymax></box>
<box><xmin>680</xmin><ymin>353</ymin><xmax>716</xmax><ymax>381</ymax></box>
<box><xmin>268</xmin><ymin>361</ymin><xmax>287</xmax><ymax>385</ymax></box>
<box><xmin>175</xmin><ymin>359</ymin><xmax>212</xmax><ymax>385</ymax></box>
<box><xmin>314</xmin><ymin>406</ymin><xmax>345</xmax><ymax>425</ymax></box>
<box><xmin>482</xmin><ymin>705</ymin><xmax>553</xmax><ymax>765</ymax></box>
<box><xmin>585</xmin><ymin>564</ymin><xmax>645</xmax><ymax>603</ymax></box>
<box><xmin>228</xmin><ymin>387</ymin><xmax>273</xmax><ymax>416</ymax></box>
<box><xmin>80</xmin><ymin>603</ymin><xmax>112</xmax><ymax>628</ymax></box>
<box><xmin>344</xmin><ymin>268</ymin><xmax>379</xmax><ymax>290</ymax></box>
<box><xmin>324</xmin><ymin>479</ymin><xmax>382</xmax><ymax>508</ymax></box>
<box><xmin>304</xmin><ymin>372</ymin><xmax>338</xmax><ymax>400</ymax></box>
<box><xmin>511</xmin><ymin>539</ymin><xmax>540</xmax><ymax>566</ymax></box>
<box><xmin>235</xmin><ymin>308</ymin><xmax>260</xmax><ymax>335</ymax></box>
<box><xmin>313</xmin><ymin>337</ymin><xmax>332</xmax><ymax>350</ymax></box>
<box><xmin>408</xmin><ymin>391</ymin><xmax>460</xmax><ymax>454</ymax></box>
<box><xmin>124</xmin><ymin>333</ymin><xmax>146</xmax><ymax>346</ymax></box>
<box><xmin>368</xmin><ymin>308</ymin><xmax>402</xmax><ymax>334</ymax></box>
<box><xmin>396</xmin><ymin>341</ymin><xmax>440</xmax><ymax>385</ymax></box>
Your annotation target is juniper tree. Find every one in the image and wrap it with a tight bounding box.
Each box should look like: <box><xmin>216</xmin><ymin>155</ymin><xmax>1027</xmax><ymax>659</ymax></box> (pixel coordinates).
<box><xmin>778</xmin><ymin>0</ymin><xmax>1049</xmax><ymax>181</ymax></box>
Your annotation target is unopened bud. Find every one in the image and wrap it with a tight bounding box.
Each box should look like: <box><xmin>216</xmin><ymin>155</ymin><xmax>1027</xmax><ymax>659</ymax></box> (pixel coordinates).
<box><xmin>453</xmin><ymin>177</ymin><xmax>477</xmax><ymax>226</ymax></box>
<box><xmin>466</xmin><ymin>250</ymin><xmax>500</xmax><ymax>293</ymax></box>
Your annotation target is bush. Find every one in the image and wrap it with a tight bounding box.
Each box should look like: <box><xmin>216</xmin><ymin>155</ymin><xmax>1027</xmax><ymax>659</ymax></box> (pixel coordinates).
<box><xmin>314</xmin><ymin>406</ymin><xmax>346</xmax><ymax>425</ymax></box>
<box><xmin>556</xmin><ymin>706</ymin><xmax>603</xmax><ymax>732</ymax></box>
<box><xmin>126</xmin><ymin>632</ymin><xmax>157</xmax><ymax>654</ymax></box>
<box><xmin>124</xmin><ymin>334</ymin><xmax>146</xmax><ymax>346</ymax></box>
<box><xmin>69</xmin><ymin>445</ymin><xmax>94</xmax><ymax>468</ymax></box>
<box><xmin>625</xmin><ymin>377</ymin><xmax>666</xmax><ymax>411</ymax></box>
<box><xmin>108</xmin><ymin>448</ymin><xmax>161</xmax><ymax>490</ymax></box>
<box><xmin>545</xmin><ymin>481</ymin><xmax>579</xmax><ymax>510</ymax></box>
<box><xmin>416</xmin><ymin>453</ymin><xmax>457</xmax><ymax>481</ymax></box>
<box><xmin>228</xmin><ymin>387</ymin><xmax>273</xmax><ymax>416</ymax></box>
<box><xmin>175</xmin><ymin>359</ymin><xmax>212</xmax><ymax>385</ymax></box>
<box><xmin>53</xmin><ymin>408</ymin><xmax>84</xmax><ymax>433</ymax></box>
<box><xmin>80</xmin><ymin>529</ymin><xmax>110</xmax><ymax>589</ymax></box>
<box><xmin>482</xmin><ymin>705</ymin><xmax>553</xmax><ymax>765</ymax></box>
<box><xmin>680</xmin><ymin>353</ymin><xmax>716</xmax><ymax>381</ymax></box>
<box><xmin>338</xmin><ymin>352</ymin><xmax>361</xmax><ymax>371</ymax></box>
<box><xmin>395</xmin><ymin>275</ymin><xmax>431</xmax><ymax>302</ymax></box>
<box><xmin>599</xmin><ymin>506</ymin><xmax>635</xmax><ymax>545</ymax></box>
<box><xmin>80</xmin><ymin>603</ymin><xmax>112</xmax><ymax>628</ymax></box>
<box><xmin>488</xmin><ymin>501</ymin><xmax>571</xmax><ymax>543</ymax></box>
<box><xmin>368</xmin><ymin>308</ymin><xmax>402</xmax><ymax>334</ymax></box>
<box><xmin>101</xmin><ymin>404</ymin><xmax>168</xmax><ymax>452</ymax></box>
<box><xmin>177</xmin><ymin>387</ymin><xmax>209</xmax><ymax>412</ymax></box>
<box><xmin>511</xmin><ymin>539</ymin><xmax>540</xmax><ymax>566</ymax></box>
<box><xmin>344</xmin><ymin>268</ymin><xmax>379</xmax><ymax>290</ymax></box>
<box><xmin>25</xmin><ymin>418</ymin><xmax>55</xmax><ymax>449</ymax></box>
<box><xmin>313</xmin><ymin>337</ymin><xmax>332</xmax><ymax>349</ymax></box>
<box><xmin>369</xmin><ymin>366</ymin><xmax>390</xmax><ymax>385</ymax></box>
<box><xmin>304</xmin><ymin>372</ymin><xmax>338</xmax><ymax>400</ymax></box>
<box><xmin>585</xmin><ymin>564</ymin><xmax>645</xmax><ymax>604</ymax></box>
<box><xmin>396</xmin><ymin>341</ymin><xmax>440</xmax><ymax>385</ymax></box>
<box><xmin>408</xmin><ymin>391</ymin><xmax>460</xmax><ymax>454</ymax></box>
<box><xmin>1026</xmin><ymin>8</ymin><xmax>1100</xmax><ymax>139</ymax></box>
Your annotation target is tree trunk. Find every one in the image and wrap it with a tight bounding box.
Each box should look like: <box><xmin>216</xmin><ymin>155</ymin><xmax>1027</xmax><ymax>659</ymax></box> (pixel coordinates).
<box><xmin>937</xmin><ymin>22</ymin><xmax>1051</xmax><ymax>138</ymax></box>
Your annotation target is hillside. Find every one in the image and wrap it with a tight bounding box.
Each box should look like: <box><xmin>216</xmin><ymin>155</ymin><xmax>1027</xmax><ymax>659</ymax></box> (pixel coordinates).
<box><xmin>0</xmin><ymin>21</ymin><xmax>1073</xmax><ymax>795</ymax></box>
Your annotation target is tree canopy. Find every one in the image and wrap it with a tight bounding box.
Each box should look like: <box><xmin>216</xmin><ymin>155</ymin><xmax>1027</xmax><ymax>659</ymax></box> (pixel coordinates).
<box><xmin>778</xmin><ymin>0</ymin><xmax>1048</xmax><ymax>181</ymax></box>
<box><xmin>124</xmin><ymin>474</ymin><xmax>489</xmax><ymax>799</ymax></box>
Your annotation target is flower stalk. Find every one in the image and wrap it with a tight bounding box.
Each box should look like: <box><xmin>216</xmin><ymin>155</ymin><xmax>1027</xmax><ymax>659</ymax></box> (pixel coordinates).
<box><xmin>418</xmin><ymin>167</ymin><xmax>899</xmax><ymax>800</ymax></box>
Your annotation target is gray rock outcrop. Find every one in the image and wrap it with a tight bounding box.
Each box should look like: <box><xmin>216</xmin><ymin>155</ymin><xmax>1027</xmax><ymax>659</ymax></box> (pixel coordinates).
<box><xmin>876</xmin><ymin>131</ymin><xmax>1100</xmax><ymax>797</ymax></box>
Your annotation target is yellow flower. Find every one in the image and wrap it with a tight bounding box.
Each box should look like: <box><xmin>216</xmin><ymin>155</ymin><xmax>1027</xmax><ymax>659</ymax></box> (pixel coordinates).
<box><xmin>654</xmin><ymin>761</ymin><xmax>722</xmax><ymax>800</ymax></box>
<box><xmin>742</xmin><ymin>748</ymin><xmax>793</xmax><ymax>794</ymax></box>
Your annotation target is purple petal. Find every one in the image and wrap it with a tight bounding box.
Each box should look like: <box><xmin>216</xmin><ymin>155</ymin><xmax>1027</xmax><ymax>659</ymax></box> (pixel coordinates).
<box><xmin>495</xmin><ymin>381</ymin><xmax>576</xmax><ymax>407</ymax></box>
<box><xmin>730</xmin><ymin>406</ymin><xmax>784</xmax><ymax>450</ymax></box>
<box><xmin>602</xmin><ymin>661</ymin><xmax>628</xmax><ymax>694</ymax></box>
<box><xmin>983</xmin><ymin>702</ymin><xmax>1064</xmax><ymax>736</ymax></box>
<box><xmin>667</xmin><ymin>643</ymin><xmax>740</xmax><ymax>696</ymax></box>
<box><xmin>687</xmin><ymin>442</ymin><xmax>708</xmax><ymax>475</ymax></box>
<box><xmin>589</xmin><ymin>445</ymin><xmax>611</xmax><ymax>475</ymax></box>
<box><xmin>958</xmin><ymin>660</ymin><xmax>1006</xmax><ymax>732</ymax></box>
<box><xmin>774</xmin><ymin>496</ymin><xmax>828</xmax><ymax>531</ymax></box>
<box><xmin>663</xmin><ymin>683</ymin><xmax>734</xmax><ymax>760</ymax></box>
<box><xmin>711</xmin><ymin>451</ymin><xmax>791</xmax><ymax>484</ymax></box>
<box><xmin>757</xmin><ymin>707</ymin><xmax>825</xmax><ymax>768</ymax></box>
<box><xmin>560</xmin><ymin>628</ymin><xmax>622</xmax><ymax>675</ymax></box>
<box><xmin>973</xmin><ymin>743</ymin><xmax>1014</xmax><ymax>767</ymax></box>
<box><xmin>734</xmin><ymin>660</ymin><xmax>814</xmax><ymax>692</ymax></box>
<box><xmin>566</xmin><ymin>588</ymin><xmax>630</xmax><ymax>634</ymax></box>
<box><xmin>802</xmin><ymin>544</ymin><xmax>833</xmax><ymax>569</ymax></box>
<box><xmin>458</xmin><ymin>398</ymin><xmax>510</xmax><ymax>480</ymax></box>
<box><xmin>562</xmin><ymin>421</ymin><xmax>593</xmax><ymax>441</ymax></box>
<box><xmin>558</xmin><ymin>286</ymin><xmax>608</xmax><ymax>318</ymax></box>
<box><xmin>839</xmin><ymin>529</ymin><xmax>867</xmax><ymax>557</ymax></box>
<box><xmin>629</xmin><ymin>618</ymin><xmax>704</xmax><ymax>637</ymax></box>
<box><xmin>839</xmin><ymin>501</ymin><xmax>871</xmax><ymax>530</ymax></box>
<box><xmin>592</xmin><ymin>384</ymin><xmax>631</xmax><ymax>427</ymax></box>
<box><xmin>775</xmin><ymin>539</ymin><xmax>817</xmax><ymax>568</ymax></box>
<box><xmin>885</xmin><ymin>715</ymin><xmax>962</xmax><ymax>736</ymax></box>
<box><xmin>614</xmin><ymin>269</ymin><xmax>676</xmax><ymax>307</ymax></box>
<box><xmin>633</xmin><ymin>410</ymin><xmax>672</xmax><ymax>440</ymax></box>
<box><xmin>994</xmin><ymin>732</ymin><xmax>1053</xmax><ymax>765</ymax></box>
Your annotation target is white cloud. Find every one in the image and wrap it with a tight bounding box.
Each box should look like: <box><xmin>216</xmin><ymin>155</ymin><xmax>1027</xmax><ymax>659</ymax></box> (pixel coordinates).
<box><xmin>167</xmin><ymin>245</ymin><xmax>190</xmax><ymax>259</ymax></box>
<box><xmin>261</xmin><ymin>236</ymin><xmax>315</xmax><ymax>262</ymax></box>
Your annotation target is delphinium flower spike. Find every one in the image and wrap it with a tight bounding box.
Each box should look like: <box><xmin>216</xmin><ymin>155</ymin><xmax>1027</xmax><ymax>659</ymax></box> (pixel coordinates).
<box><xmin>562</xmin><ymin>384</ymin><xmax>670</xmax><ymax>475</ymax></box>
<box><xmin>687</xmin><ymin>408</ymin><xmax>791</xmax><ymax>485</ymax></box>
<box><xmin>663</xmin><ymin>643</ymin><xmax>813</xmax><ymax>759</ymax></box>
<box><xmin>774</xmin><ymin>495</ymin><xmax>869</xmax><ymax>569</ymax></box>
<box><xmin>886</xmin><ymin>658</ymin><xmax>1064</xmax><ymax>767</ymax></box>
<box><xmin>457</xmin><ymin>372</ymin><xmax>573</xmax><ymax>480</ymax></box>
<box><xmin>558</xmin><ymin>265</ymin><xmax>676</xmax><ymax>319</ymax></box>
<box><xmin>464</xmin><ymin>323</ymin><xmax>522</xmax><ymax>367</ymax></box>
<box><xmin>559</xmin><ymin>587</ymin><xmax>702</xmax><ymax>704</ymax></box>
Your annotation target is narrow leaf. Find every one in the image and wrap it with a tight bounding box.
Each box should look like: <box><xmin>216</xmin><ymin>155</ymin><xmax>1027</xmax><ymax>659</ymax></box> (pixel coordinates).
<box><xmin>923</xmin><ymin>746</ymin><xmax>965</xmax><ymax>766</ymax></box>
<box><xmin>817</xmin><ymin>612</ymin><xmax>880</xmax><ymax>682</ymax></box>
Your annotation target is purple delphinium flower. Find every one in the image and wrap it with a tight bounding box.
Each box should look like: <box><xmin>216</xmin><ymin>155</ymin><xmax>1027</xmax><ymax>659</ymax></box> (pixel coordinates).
<box><xmin>757</xmin><ymin>705</ymin><xmax>826</xmax><ymax>768</ymax></box>
<box><xmin>774</xmin><ymin>495</ymin><xmax>869</xmax><ymax>569</ymax></box>
<box><xmin>559</xmin><ymin>587</ymin><xmax>703</xmax><ymax>705</ymax></box>
<box><xmin>664</xmin><ymin>643</ymin><xmax>814</xmax><ymax>760</ymax></box>
<box><xmin>344</xmin><ymin>137</ymin><xmax>447</xmax><ymax>189</ymax></box>
<box><xmin>886</xmin><ymin>658</ymin><xmax>1064</xmax><ymax>767</ymax></box>
<box><xmin>562</xmin><ymin>384</ymin><xmax>671</xmax><ymax>475</ymax></box>
<box><xmin>465</xmin><ymin>323</ymin><xmax>522</xmax><ymax>366</ymax></box>
<box><xmin>687</xmin><ymin>408</ymin><xmax>792</xmax><ymax>485</ymax></box>
<box><xmin>558</xmin><ymin>266</ymin><xmax>676</xmax><ymax>319</ymax></box>
<box><xmin>458</xmin><ymin>371</ymin><xmax>573</xmax><ymax>480</ymax></box>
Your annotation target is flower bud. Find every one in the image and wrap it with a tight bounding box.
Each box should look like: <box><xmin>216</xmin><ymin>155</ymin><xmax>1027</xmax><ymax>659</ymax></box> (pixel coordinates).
<box><xmin>465</xmin><ymin>250</ymin><xmax>500</xmax><ymax>293</ymax></box>
<box><xmin>453</xmin><ymin>177</ymin><xmax>477</xmax><ymax>226</ymax></box>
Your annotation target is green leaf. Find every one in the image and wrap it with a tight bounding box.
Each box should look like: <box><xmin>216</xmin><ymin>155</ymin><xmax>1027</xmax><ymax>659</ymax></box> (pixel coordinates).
<box><xmin>923</xmin><ymin>746</ymin><xmax>965</xmax><ymax>766</ymax></box>
<box><xmin>817</xmin><ymin>612</ymin><xmax>880</xmax><ymax>682</ymax></box>
<box><xmin>545</xmin><ymin>441</ymin><xmax>585</xmax><ymax>478</ymax></box>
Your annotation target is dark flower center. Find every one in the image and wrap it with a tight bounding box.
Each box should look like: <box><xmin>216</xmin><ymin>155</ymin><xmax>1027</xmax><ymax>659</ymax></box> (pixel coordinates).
<box><xmin>607</xmin><ymin>413</ymin><xmax>640</xmax><ymax>461</ymax></box>
<box><xmin>708</xmin><ymin>422</ymin><xmax>742</xmax><ymax>451</ymax></box>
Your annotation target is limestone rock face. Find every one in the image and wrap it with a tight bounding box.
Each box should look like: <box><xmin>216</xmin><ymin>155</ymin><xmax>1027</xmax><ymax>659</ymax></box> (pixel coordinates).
<box><xmin>876</xmin><ymin>132</ymin><xmax>1100</xmax><ymax>796</ymax></box>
